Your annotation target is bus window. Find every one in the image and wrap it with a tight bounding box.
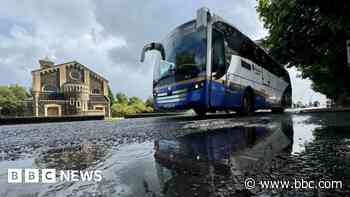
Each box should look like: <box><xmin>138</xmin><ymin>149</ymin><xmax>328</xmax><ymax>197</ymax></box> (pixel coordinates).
<box><xmin>241</xmin><ymin>60</ymin><xmax>252</xmax><ymax>70</ymax></box>
<box><xmin>212</xmin><ymin>29</ymin><xmax>226</xmax><ymax>79</ymax></box>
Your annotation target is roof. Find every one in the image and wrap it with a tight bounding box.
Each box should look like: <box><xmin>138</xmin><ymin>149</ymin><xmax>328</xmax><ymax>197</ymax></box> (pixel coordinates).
<box><xmin>211</xmin><ymin>14</ymin><xmax>286</xmax><ymax>70</ymax></box>
<box><xmin>32</xmin><ymin>60</ymin><xmax>109</xmax><ymax>82</ymax></box>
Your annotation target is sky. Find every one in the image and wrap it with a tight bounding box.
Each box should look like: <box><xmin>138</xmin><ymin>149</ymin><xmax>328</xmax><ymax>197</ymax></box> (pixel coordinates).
<box><xmin>0</xmin><ymin>0</ymin><xmax>327</xmax><ymax>105</ymax></box>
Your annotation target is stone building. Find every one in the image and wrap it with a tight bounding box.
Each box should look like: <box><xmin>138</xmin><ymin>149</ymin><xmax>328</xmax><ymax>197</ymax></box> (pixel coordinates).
<box><xmin>31</xmin><ymin>57</ymin><xmax>110</xmax><ymax>117</ymax></box>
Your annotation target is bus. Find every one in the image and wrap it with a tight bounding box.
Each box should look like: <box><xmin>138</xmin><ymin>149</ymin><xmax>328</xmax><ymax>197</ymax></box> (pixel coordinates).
<box><xmin>141</xmin><ymin>8</ymin><xmax>292</xmax><ymax>116</ymax></box>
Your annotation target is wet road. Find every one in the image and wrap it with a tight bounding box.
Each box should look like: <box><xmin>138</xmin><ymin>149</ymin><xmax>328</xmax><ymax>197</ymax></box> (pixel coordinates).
<box><xmin>0</xmin><ymin>112</ymin><xmax>349</xmax><ymax>197</ymax></box>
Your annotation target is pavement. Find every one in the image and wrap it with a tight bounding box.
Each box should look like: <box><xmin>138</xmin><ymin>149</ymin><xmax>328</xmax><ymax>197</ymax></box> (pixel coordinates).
<box><xmin>0</xmin><ymin>112</ymin><xmax>349</xmax><ymax>196</ymax></box>
<box><xmin>287</xmin><ymin>106</ymin><xmax>350</xmax><ymax>113</ymax></box>
<box><xmin>125</xmin><ymin>107</ymin><xmax>350</xmax><ymax>119</ymax></box>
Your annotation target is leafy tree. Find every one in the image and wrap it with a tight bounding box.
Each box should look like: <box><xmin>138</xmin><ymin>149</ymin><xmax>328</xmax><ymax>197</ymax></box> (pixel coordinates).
<box><xmin>111</xmin><ymin>103</ymin><xmax>135</xmax><ymax>117</ymax></box>
<box><xmin>111</xmin><ymin>93</ymin><xmax>153</xmax><ymax>117</ymax></box>
<box><xmin>145</xmin><ymin>96</ymin><xmax>154</xmax><ymax>108</ymax></box>
<box><xmin>0</xmin><ymin>84</ymin><xmax>30</xmax><ymax>117</ymax></box>
<box><xmin>257</xmin><ymin>0</ymin><xmax>350</xmax><ymax>105</ymax></box>
<box><xmin>115</xmin><ymin>92</ymin><xmax>128</xmax><ymax>105</ymax></box>
<box><xmin>128</xmin><ymin>96</ymin><xmax>143</xmax><ymax>105</ymax></box>
<box><xmin>108</xmin><ymin>86</ymin><xmax>115</xmax><ymax>106</ymax></box>
<box><xmin>9</xmin><ymin>84</ymin><xmax>30</xmax><ymax>100</ymax></box>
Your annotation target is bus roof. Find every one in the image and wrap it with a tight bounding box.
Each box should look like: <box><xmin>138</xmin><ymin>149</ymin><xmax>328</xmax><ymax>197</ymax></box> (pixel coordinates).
<box><xmin>211</xmin><ymin>14</ymin><xmax>286</xmax><ymax>71</ymax></box>
<box><xmin>157</xmin><ymin>9</ymin><xmax>289</xmax><ymax>82</ymax></box>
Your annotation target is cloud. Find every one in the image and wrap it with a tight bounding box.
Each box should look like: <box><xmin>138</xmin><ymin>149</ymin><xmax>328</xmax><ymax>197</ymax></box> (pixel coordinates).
<box><xmin>0</xmin><ymin>0</ymin><xmax>326</xmax><ymax>103</ymax></box>
<box><xmin>0</xmin><ymin>0</ymin><xmax>124</xmax><ymax>90</ymax></box>
<box><xmin>94</xmin><ymin>0</ymin><xmax>264</xmax><ymax>70</ymax></box>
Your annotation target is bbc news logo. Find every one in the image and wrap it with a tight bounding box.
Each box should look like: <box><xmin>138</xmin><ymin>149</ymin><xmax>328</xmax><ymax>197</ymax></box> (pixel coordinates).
<box><xmin>8</xmin><ymin>169</ymin><xmax>102</xmax><ymax>183</ymax></box>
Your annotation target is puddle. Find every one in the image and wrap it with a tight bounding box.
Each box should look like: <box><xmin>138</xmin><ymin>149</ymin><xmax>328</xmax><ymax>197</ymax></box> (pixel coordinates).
<box><xmin>1</xmin><ymin>113</ymin><xmax>350</xmax><ymax>196</ymax></box>
<box><xmin>0</xmin><ymin>158</ymin><xmax>47</xmax><ymax>197</ymax></box>
<box><xmin>58</xmin><ymin>118</ymin><xmax>295</xmax><ymax>196</ymax></box>
<box><xmin>36</xmin><ymin>143</ymin><xmax>109</xmax><ymax>170</ymax></box>
<box><xmin>291</xmin><ymin>115</ymin><xmax>321</xmax><ymax>154</ymax></box>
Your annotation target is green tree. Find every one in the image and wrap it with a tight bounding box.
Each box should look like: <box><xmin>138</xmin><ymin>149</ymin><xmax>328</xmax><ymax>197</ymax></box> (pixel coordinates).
<box><xmin>9</xmin><ymin>84</ymin><xmax>30</xmax><ymax>100</ymax></box>
<box><xmin>257</xmin><ymin>0</ymin><xmax>350</xmax><ymax>105</ymax></box>
<box><xmin>115</xmin><ymin>92</ymin><xmax>128</xmax><ymax>105</ymax></box>
<box><xmin>111</xmin><ymin>94</ymin><xmax>153</xmax><ymax>117</ymax></box>
<box><xmin>128</xmin><ymin>96</ymin><xmax>152</xmax><ymax>113</ymax></box>
<box><xmin>111</xmin><ymin>103</ymin><xmax>134</xmax><ymax>117</ymax></box>
<box><xmin>128</xmin><ymin>96</ymin><xmax>143</xmax><ymax>105</ymax></box>
<box><xmin>0</xmin><ymin>84</ymin><xmax>29</xmax><ymax>117</ymax></box>
<box><xmin>108</xmin><ymin>86</ymin><xmax>115</xmax><ymax>106</ymax></box>
<box><xmin>145</xmin><ymin>96</ymin><xmax>154</xmax><ymax>108</ymax></box>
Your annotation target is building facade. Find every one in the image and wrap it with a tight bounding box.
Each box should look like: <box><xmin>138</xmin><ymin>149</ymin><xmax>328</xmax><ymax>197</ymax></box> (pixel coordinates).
<box><xmin>31</xmin><ymin>58</ymin><xmax>110</xmax><ymax>117</ymax></box>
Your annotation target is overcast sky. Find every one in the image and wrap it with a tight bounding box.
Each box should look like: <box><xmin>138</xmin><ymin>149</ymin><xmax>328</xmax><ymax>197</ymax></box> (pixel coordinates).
<box><xmin>0</xmin><ymin>0</ymin><xmax>326</xmax><ymax>105</ymax></box>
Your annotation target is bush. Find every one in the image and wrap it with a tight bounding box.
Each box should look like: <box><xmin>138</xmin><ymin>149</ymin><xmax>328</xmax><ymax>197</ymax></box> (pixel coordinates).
<box><xmin>0</xmin><ymin>84</ymin><xmax>30</xmax><ymax>117</ymax></box>
<box><xmin>111</xmin><ymin>94</ymin><xmax>153</xmax><ymax>117</ymax></box>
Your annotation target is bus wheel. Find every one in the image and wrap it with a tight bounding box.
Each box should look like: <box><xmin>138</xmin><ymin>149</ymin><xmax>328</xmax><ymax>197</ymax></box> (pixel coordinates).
<box><xmin>238</xmin><ymin>91</ymin><xmax>253</xmax><ymax>116</ymax></box>
<box><xmin>194</xmin><ymin>108</ymin><xmax>207</xmax><ymax>117</ymax></box>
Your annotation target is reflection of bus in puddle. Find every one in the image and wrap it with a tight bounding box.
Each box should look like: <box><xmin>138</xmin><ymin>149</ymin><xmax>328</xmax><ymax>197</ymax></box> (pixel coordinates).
<box><xmin>154</xmin><ymin>118</ymin><xmax>293</xmax><ymax>196</ymax></box>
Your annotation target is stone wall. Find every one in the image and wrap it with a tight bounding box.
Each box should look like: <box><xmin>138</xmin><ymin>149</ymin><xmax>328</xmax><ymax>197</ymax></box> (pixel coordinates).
<box><xmin>66</xmin><ymin>66</ymin><xmax>85</xmax><ymax>84</ymax></box>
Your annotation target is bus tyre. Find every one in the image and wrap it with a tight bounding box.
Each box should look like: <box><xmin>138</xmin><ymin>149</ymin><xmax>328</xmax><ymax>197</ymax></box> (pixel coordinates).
<box><xmin>238</xmin><ymin>91</ymin><xmax>254</xmax><ymax>116</ymax></box>
<box><xmin>194</xmin><ymin>108</ymin><xmax>207</xmax><ymax>117</ymax></box>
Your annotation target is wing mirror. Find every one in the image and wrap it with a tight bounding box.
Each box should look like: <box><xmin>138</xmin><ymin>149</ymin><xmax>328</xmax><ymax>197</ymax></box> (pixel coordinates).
<box><xmin>140</xmin><ymin>42</ymin><xmax>166</xmax><ymax>62</ymax></box>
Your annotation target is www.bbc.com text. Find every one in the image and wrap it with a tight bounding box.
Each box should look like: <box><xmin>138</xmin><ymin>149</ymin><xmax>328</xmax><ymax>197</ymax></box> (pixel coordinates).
<box><xmin>245</xmin><ymin>178</ymin><xmax>343</xmax><ymax>190</ymax></box>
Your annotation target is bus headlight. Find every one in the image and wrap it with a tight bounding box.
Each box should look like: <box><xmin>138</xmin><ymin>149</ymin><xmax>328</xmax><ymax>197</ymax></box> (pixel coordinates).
<box><xmin>153</xmin><ymin>90</ymin><xmax>158</xmax><ymax>97</ymax></box>
<box><xmin>193</xmin><ymin>82</ymin><xmax>204</xmax><ymax>89</ymax></box>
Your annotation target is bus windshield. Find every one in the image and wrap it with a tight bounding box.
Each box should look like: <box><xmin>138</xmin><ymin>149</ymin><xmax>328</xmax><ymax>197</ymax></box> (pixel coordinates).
<box><xmin>154</xmin><ymin>21</ymin><xmax>207</xmax><ymax>87</ymax></box>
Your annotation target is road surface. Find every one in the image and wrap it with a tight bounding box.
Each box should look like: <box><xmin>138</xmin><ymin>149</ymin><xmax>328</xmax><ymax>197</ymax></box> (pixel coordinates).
<box><xmin>0</xmin><ymin>112</ymin><xmax>349</xmax><ymax>196</ymax></box>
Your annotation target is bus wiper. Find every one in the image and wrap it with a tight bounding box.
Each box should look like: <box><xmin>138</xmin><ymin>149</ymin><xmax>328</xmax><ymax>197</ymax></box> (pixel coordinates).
<box><xmin>140</xmin><ymin>42</ymin><xmax>166</xmax><ymax>62</ymax></box>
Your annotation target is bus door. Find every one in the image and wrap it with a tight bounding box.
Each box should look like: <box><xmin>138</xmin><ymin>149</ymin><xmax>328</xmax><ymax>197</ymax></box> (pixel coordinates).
<box><xmin>210</xmin><ymin>29</ymin><xmax>227</xmax><ymax>108</ymax></box>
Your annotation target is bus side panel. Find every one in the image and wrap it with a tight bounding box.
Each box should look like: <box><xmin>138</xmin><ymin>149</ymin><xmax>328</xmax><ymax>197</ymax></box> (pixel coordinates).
<box><xmin>224</xmin><ymin>56</ymin><xmax>243</xmax><ymax>108</ymax></box>
<box><xmin>250</xmin><ymin>63</ymin><xmax>268</xmax><ymax>109</ymax></box>
<box><xmin>224</xmin><ymin>84</ymin><xmax>243</xmax><ymax>108</ymax></box>
<box><xmin>210</xmin><ymin>79</ymin><xmax>242</xmax><ymax>109</ymax></box>
<box><xmin>263</xmin><ymin>68</ymin><xmax>290</xmax><ymax>108</ymax></box>
<box><xmin>209</xmin><ymin>80</ymin><xmax>226</xmax><ymax>108</ymax></box>
<box><xmin>255</xmin><ymin>95</ymin><xmax>269</xmax><ymax>109</ymax></box>
<box><xmin>226</xmin><ymin>56</ymin><xmax>272</xmax><ymax>110</ymax></box>
<box><xmin>274</xmin><ymin>77</ymin><xmax>290</xmax><ymax>107</ymax></box>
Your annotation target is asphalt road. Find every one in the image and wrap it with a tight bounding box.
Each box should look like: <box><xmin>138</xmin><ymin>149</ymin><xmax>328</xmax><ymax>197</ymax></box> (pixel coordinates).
<box><xmin>0</xmin><ymin>112</ymin><xmax>349</xmax><ymax>196</ymax></box>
